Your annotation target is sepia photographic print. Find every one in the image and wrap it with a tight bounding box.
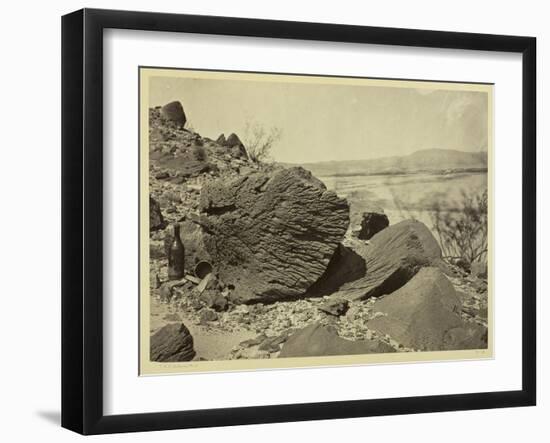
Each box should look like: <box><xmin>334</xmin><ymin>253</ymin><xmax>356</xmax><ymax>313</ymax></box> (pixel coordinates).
<box><xmin>139</xmin><ymin>68</ymin><xmax>492</xmax><ymax>375</ymax></box>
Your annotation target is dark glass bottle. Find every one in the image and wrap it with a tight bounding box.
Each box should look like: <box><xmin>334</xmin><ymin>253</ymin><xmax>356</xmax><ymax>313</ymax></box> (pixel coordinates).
<box><xmin>167</xmin><ymin>224</ymin><xmax>185</xmax><ymax>280</ymax></box>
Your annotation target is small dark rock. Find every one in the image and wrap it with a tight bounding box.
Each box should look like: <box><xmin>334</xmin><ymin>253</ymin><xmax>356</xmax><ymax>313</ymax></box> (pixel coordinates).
<box><xmin>199</xmin><ymin>288</ymin><xmax>228</xmax><ymax>312</ymax></box>
<box><xmin>199</xmin><ymin>289</ymin><xmax>217</xmax><ymax>307</ymax></box>
<box><xmin>190</xmin><ymin>298</ymin><xmax>202</xmax><ymax>310</ymax></box>
<box><xmin>150</xmin><ymin>323</ymin><xmax>195</xmax><ymax>362</ymax></box>
<box><xmin>357</xmin><ymin>211</ymin><xmax>389</xmax><ymax>240</ymax></box>
<box><xmin>212</xmin><ymin>295</ymin><xmax>228</xmax><ymax>312</ymax></box>
<box><xmin>258</xmin><ymin>338</ymin><xmax>281</xmax><ymax>353</ymax></box>
<box><xmin>159</xmin><ymin>279</ymin><xmax>190</xmax><ymax>302</ymax></box>
<box><xmin>235</xmin><ymin>313</ymin><xmax>251</xmax><ymax>325</ymax></box>
<box><xmin>318</xmin><ymin>298</ymin><xmax>349</xmax><ymax>316</ymax></box>
<box><xmin>150</xmin><ymin>240</ymin><xmax>165</xmax><ymax>259</ymax></box>
<box><xmin>259</xmin><ymin>331</ymin><xmax>291</xmax><ymax>352</ymax></box>
<box><xmin>160</xmin><ymin>282</ymin><xmax>174</xmax><ymax>302</ymax></box>
<box><xmin>239</xmin><ymin>334</ymin><xmax>267</xmax><ymax>348</ymax></box>
<box><xmin>170</xmin><ymin>175</ymin><xmax>186</xmax><ymax>185</ymax></box>
<box><xmin>149</xmin><ymin>197</ymin><xmax>165</xmax><ymax>231</ymax></box>
<box><xmin>150</xmin><ymin>272</ymin><xmax>161</xmax><ymax>289</ymax></box>
<box><xmin>199</xmin><ymin>308</ymin><xmax>218</xmax><ymax>324</ymax></box>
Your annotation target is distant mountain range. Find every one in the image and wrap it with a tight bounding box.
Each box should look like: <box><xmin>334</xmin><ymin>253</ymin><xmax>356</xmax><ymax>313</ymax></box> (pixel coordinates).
<box><xmin>294</xmin><ymin>149</ymin><xmax>488</xmax><ymax>177</ymax></box>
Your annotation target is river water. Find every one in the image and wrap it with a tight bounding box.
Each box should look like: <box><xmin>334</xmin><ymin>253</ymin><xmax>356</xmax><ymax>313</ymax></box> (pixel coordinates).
<box><xmin>318</xmin><ymin>171</ymin><xmax>488</xmax><ymax>232</ymax></box>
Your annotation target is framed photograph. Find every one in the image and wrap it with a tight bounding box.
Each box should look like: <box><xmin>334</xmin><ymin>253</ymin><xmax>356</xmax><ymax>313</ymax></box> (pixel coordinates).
<box><xmin>62</xmin><ymin>8</ymin><xmax>536</xmax><ymax>435</ymax></box>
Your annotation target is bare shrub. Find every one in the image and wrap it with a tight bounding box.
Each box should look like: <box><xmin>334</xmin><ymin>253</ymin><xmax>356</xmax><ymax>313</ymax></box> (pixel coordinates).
<box><xmin>193</xmin><ymin>145</ymin><xmax>207</xmax><ymax>161</ymax></box>
<box><xmin>430</xmin><ymin>189</ymin><xmax>488</xmax><ymax>264</ymax></box>
<box><xmin>387</xmin><ymin>185</ymin><xmax>420</xmax><ymax>221</ymax></box>
<box><xmin>243</xmin><ymin>121</ymin><xmax>282</xmax><ymax>163</ymax></box>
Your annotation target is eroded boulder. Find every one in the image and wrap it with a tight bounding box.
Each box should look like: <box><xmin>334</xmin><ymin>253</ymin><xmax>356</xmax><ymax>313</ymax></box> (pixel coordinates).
<box><xmin>335</xmin><ymin>219</ymin><xmax>447</xmax><ymax>300</ymax></box>
<box><xmin>279</xmin><ymin>323</ymin><xmax>394</xmax><ymax>358</ymax></box>
<box><xmin>150</xmin><ymin>323</ymin><xmax>195</xmax><ymax>362</ymax></box>
<box><xmin>199</xmin><ymin>167</ymin><xmax>350</xmax><ymax>303</ymax></box>
<box><xmin>367</xmin><ymin>267</ymin><xmax>487</xmax><ymax>351</ymax></box>
<box><xmin>224</xmin><ymin>132</ymin><xmax>243</xmax><ymax>147</ymax></box>
<box><xmin>224</xmin><ymin>133</ymin><xmax>248</xmax><ymax>158</ymax></box>
<box><xmin>160</xmin><ymin>101</ymin><xmax>187</xmax><ymax>127</ymax></box>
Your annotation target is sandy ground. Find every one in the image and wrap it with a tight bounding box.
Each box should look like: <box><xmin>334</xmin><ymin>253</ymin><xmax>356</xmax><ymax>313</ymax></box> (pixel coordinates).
<box><xmin>150</xmin><ymin>297</ymin><xmax>255</xmax><ymax>361</ymax></box>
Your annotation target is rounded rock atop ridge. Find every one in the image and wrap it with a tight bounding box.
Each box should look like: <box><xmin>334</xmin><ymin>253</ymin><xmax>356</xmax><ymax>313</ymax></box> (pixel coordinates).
<box><xmin>161</xmin><ymin>101</ymin><xmax>187</xmax><ymax>127</ymax></box>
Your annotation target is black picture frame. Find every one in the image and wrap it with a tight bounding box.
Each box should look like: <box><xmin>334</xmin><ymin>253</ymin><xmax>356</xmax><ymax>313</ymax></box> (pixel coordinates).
<box><xmin>61</xmin><ymin>8</ymin><xmax>536</xmax><ymax>435</ymax></box>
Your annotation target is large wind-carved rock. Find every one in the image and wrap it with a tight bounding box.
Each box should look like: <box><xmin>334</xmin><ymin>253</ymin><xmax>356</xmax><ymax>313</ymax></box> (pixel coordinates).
<box><xmin>334</xmin><ymin>219</ymin><xmax>448</xmax><ymax>300</ymax></box>
<box><xmin>198</xmin><ymin>167</ymin><xmax>350</xmax><ymax>303</ymax></box>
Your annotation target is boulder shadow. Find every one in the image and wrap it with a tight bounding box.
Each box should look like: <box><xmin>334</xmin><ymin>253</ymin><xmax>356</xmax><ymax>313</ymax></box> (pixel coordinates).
<box><xmin>306</xmin><ymin>244</ymin><xmax>367</xmax><ymax>297</ymax></box>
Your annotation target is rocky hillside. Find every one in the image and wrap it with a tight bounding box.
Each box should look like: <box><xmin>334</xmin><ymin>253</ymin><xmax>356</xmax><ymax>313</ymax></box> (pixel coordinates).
<box><xmin>148</xmin><ymin>101</ymin><xmax>489</xmax><ymax>364</ymax></box>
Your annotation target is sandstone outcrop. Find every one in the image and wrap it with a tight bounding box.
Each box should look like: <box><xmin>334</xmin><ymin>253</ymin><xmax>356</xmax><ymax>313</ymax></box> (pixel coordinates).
<box><xmin>199</xmin><ymin>167</ymin><xmax>350</xmax><ymax>303</ymax></box>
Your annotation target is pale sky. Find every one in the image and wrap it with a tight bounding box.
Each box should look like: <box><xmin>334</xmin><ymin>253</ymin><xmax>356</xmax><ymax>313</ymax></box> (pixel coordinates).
<box><xmin>149</xmin><ymin>74</ymin><xmax>489</xmax><ymax>164</ymax></box>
